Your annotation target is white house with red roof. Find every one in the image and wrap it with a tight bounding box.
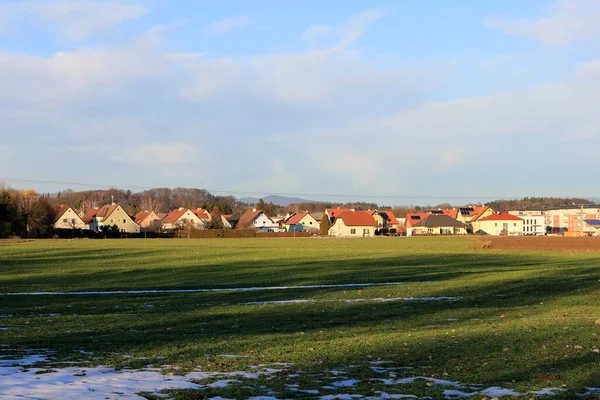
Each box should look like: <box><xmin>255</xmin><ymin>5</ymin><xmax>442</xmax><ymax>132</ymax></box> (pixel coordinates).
<box><xmin>328</xmin><ymin>211</ymin><xmax>377</xmax><ymax>238</ymax></box>
<box><xmin>53</xmin><ymin>205</ymin><xmax>86</xmax><ymax>230</ymax></box>
<box><xmin>161</xmin><ymin>208</ymin><xmax>205</xmax><ymax>231</ymax></box>
<box><xmin>82</xmin><ymin>204</ymin><xmax>140</xmax><ymax>233</ymax></box>
<box><xmin>478</xmin><ymin>212</ymin><xmax>524</xmax><ymax>236</ymax></box>
<box><xmin>236</xmin><ymin>209</ymin><xmax>280</xmax><ymax>232</ymax></box>
<box><xmin>282</xmin><ymin>212</ymin><xmax>319</xmax><ymax>232</ymax></box>
<box><xmin>404</xmin><ymin>213</ymin><xmax>429</xmax><ymax>236</ymax></box>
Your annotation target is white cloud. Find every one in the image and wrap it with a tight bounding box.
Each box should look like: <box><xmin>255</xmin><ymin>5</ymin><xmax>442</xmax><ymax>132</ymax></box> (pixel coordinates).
<box><xmin>0</xmin><ymin>0</ymin><xmax>147</xmax><ymax>41</ymax></box>
<box><xmin>486</xmin><ymin>0</ymin><xmax>600</xmax><ymax>45</ymax></box>
<box><xmin>300</xmin><ymin>9</ymin><xmax>384</xmax><ymax>51</ymax></box>
<box><xmin>203</xmin><ymin>15</ymin><xmax>250</xmax><ymax>34</ymax></box>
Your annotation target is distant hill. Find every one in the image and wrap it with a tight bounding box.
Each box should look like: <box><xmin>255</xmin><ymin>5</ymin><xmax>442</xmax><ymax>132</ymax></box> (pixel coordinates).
<box><xmin>239</xmin><ymin>195</ymin><xmax>316</xmax><ymax>207</ymax></box>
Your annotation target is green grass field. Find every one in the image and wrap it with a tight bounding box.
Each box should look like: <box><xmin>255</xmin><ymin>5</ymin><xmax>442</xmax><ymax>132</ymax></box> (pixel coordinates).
<box><xmin>1</xmin><ymin>237</ymin><xmax>599</xmax><ymax>399</ymax></box>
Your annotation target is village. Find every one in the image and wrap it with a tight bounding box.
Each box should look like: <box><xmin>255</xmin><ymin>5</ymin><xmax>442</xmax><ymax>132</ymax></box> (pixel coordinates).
<box><xmin>52</xmin><ymin>202</ymin><xmax>600</xmax><ymax>238</ymax></box>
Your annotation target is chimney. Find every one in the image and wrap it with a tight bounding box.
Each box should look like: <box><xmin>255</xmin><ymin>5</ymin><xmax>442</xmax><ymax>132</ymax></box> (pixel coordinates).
<box><xmin>179</xmin><ymin>207</ymin><xmax>184</xmax><ymax>211</ymax></box>
<box><xmin>253</xmin><ymin>208</ymin><xmax>257</xmax><ymax>212</ymax></box>
<box><xmin>111</xmin><ymin>195</ymin><xmax>115</xmax><ymax>205</ymax></box>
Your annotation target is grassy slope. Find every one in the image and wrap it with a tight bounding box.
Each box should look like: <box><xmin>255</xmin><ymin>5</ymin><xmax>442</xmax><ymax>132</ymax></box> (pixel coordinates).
<box><xmin>1</xmin><ymin>237</ymin><xmax>599</xmax><ymax>398</ymax></box>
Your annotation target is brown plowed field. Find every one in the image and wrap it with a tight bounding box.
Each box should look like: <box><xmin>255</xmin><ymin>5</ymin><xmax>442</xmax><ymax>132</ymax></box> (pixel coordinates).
<box><xmin>473</xmin><ymin>235</ymin><xmax>600</xmax><ymax>251</ymax></box>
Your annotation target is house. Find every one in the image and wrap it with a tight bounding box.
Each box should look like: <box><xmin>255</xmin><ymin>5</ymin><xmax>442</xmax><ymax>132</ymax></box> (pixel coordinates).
<box><xmin>224</xmin><ymin>212</ymin><xmax>242</xmax><ymax>229</ymax></box>
<box><xmin>477</xmin><ymin>212</ymin><xmax>524</xmax><ymax>236</ymax></box>
<box><xmin>53</xmin><ymin>205</ymin><xmax>86</xmax><ymax>230</ymax></box>
<box><xmin>542</xmin><ymin>206</ymin><xmax>600</xmax><ymax>235</ymax></box>
<box><xmin>328</xmin><ymin>211</ymin><xmax>376</xmax><ymax>237</ymax></box>
<box><xmin>412</xmin><ymin>215</ymin><xmax>467</xmax><ymax>235</ymax></box>
<box><xmin>82</xmin><ymin>204</ymin><xmax>140</xmax><ymax>233</ymax></box>
<box><xmin>508</xmin><ymin>210</ymin><xmax>545</xmax><ymax>236</ymax></box>
<box><xmin>161</xmin><ymin>207</ymin><xmax>205</xmax><ymax>231</ymax></box>
<box><xmin>404</xmin><ymin>213</ymin><xmax>429</xmax><ymax>236</ymax></box>
<box><xmin>462</xmin><ymin>206</ymin><xmax>494</xmax><ymax>233</ymax></box>
<box><xmin>282</xmin><ymin>212</ymin><xmax>319</xmax><ymax>232</ymax></box>
<box><xmin>325</xmin><ymin>208</ymin><xmax>354</xmax><ymax>223</ymax></box>
<box><xmin>134</xmin><ymin>211</ymin><xmax>162</xmax><ymax>232</ymax></box>
<box><xmin>192</xmin><ymin>208</ymin><xmax>212</xmax><ymax>223</ymax></box>
<box><xmin>428</xmin><ymin>209</ymin><xmax>459</xmax><ymax>219</ymax></box>
<box><xmin>221</xmin><ymin>214</ymin><xmax>233</xmax><ymax>229</ymax></box>
<box><xmin>236</xmin><ymin>209</ymin><xmax>280</xmax><ymax>232</ymax></box>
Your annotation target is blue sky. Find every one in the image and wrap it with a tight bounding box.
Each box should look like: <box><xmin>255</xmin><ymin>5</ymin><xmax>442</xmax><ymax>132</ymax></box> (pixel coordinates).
<box><xmin>1</xmin><ymin>0</ymin><xmax>600</xmax><ymax>205</ymax></box>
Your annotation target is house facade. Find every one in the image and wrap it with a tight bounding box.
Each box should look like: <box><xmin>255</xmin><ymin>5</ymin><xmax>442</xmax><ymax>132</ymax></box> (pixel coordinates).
<box><xmin>282</xmin><ymin>212</ymin><xmax>319</xmax><ymax>232</ymax></box>
<box><xmin>328</xmin><ymin>211</ymin><xmax>376</xmax><ymax>237</ymax></box>
<box><xmin>83</xmin><ymin>204</ymin><xmax>140</xmax><ymax>233</ymax></box>
<box><xmin>508</xmin><ymin>211</ymin><xmax>545</xmax><ymax>236</ymax></box>
<box><xmin>543</xmin><ymin>206</ymin><xmax>600</xmax><ymax>234</ymax></box>
<box><xmin>161</xmin><ymin>208</ymin><xmax>205</xmax><ymax>231</ymax></box>
<box><xmin>236</xmin><ymin>209</ymin><xmax>280</xmax><ymax>232</ymax></box>
<box><xmin>134</xmin><ymin>211</ymin><xmax>162</xmax><ymax>232</ymax></box>
<box><xmin>412</xmin><ymin>215</ymin><xmax>467</xmax><ymax>235</ymax></box>
<box><xmin>478</xmin><ymin>212</ymin><xmax>524</xmax><ymax>236</ymax></box>
<box><xmin>404</xmin><ymin>213</ymin><xmax>429</xmax><ymax>236</ymax></box>
<box><xmin>53</xmin><ymin>205</ymin><xmax>86</xmax><ymax>230</ymax></box>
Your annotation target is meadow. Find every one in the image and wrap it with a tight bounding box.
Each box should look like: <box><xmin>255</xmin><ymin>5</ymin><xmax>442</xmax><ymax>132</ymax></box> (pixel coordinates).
<box><xmin>0</xmin><ymin>237</ymin><xmax>599</xmax><ymax>399</ymax></box>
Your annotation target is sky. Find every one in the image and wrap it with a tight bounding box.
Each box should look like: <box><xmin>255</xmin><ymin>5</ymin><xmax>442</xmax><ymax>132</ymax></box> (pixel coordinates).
<box><xmin>1</xmin><ymin>0</ymin><xmax>600</xmax><ymax>205</ymax></box>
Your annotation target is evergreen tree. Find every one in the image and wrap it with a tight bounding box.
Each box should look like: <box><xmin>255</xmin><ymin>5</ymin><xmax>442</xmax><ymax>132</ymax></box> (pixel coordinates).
<box><xmin>256</xmin><ymin>198</ymin><xmax>266</xmax><ymax>211</ymax></box>
<box><xmin>209</xmin><ymin>205</ymin><xmax>223</xmax><ymax>229</ymax></box>
<box><xmin>320</xmin><ymin>214</ymin><xmax>331</xmax><ymax>235</ymax></box>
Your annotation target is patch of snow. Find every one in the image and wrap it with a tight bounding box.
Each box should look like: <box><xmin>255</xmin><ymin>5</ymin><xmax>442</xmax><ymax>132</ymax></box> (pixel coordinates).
<box><xmin>320</xmin><ymin>395</ymin><xmax>363</xmax><ymax>400</ymax></box>
<box><xmin>0</xmin><ymin>282</ymin><xmax>408</xmax><ymax>296</ymax></box>
<box><xmin>332</xmin><ymin>379</ymin><xmax>360</xmax><ymax>387</ymax></box>
<box><xmin>207</xmin><ymin>379</ymin><xmax>242</xmax><ymax>388</ymax></box>
<box><xmin>480</xmin><ymin>387</ymin><xmax>521</xmax><ymax>397</ymax></box>
<box><xmin>530</xmin><ymin>387</ymin><xmax>565</xmax><ymax>395</ymax></box>
<box><xmin>246</xmin><ymin>297</ymin><xmax>461</xmax><ymax>306</ymax></box>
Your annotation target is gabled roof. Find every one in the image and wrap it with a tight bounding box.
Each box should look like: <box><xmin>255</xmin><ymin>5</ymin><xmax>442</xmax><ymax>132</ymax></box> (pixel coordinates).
<box><xmin>479</xmin><ymin>212</ymin><xmax>523</xmax><ymax>222</ymax></box>
<box><xmin>378</xmin><ymin>210</ymin><xmax>399</xmax><ymax>225</ymax></box>
<box><xmin>413</xmin><ymin>214</ymin><xmax>467</xmax><ymax>228</ymax></box>
<box><xmin>236</xmin><ymin>209</ymin><xmax>264</xmax><ymax>229</ymax></box>
<box><xmin>135</xmin><ymin>211</ymin><xmax>154</xmax><ymax>224</ymax></box>
<box><xmin>82</xmin><ymin>208</ymin><xmax>99</xmax><ymax>224</ymax></box>
<box><xmin>54</xmin><ymin>204</ymin><xmax>70</xmax><ymax>223</ymax></box>
<box><xmin>162</xmin><ymin>208</ymin><xmax>193</xmax><ymax>224</ymax></box>
<box><xmin>284</xmin><ymin>212</ymin><xmax>308</xmax><ymax>225</ymax></box>
<box><xmin>96</xmin><ymin>204</ymin><xmax>119</xmax><ymax>220</ymax></box>
<box><xmin>326</xmin><ymin>208</ymin><xmax>353</xmax><ymax>218</ymax></box>
<box><xmin>338</xmin><ymin>211</ymin><xmax>376</xmax><ymax>227</ymax></box>
<box><xmin>404</xmin><ymin>213</ymin><xmax>429</xmax><ymax>227</ymax></box>
<box><xmin>191</xmin><ymin>208</ymin><xmax>210</xmax><ymax>220</ymax></box>
<box><xmin>470</xmin><ymin>206</ymin><xmax>491</xmax><ymax>221</ymax></box>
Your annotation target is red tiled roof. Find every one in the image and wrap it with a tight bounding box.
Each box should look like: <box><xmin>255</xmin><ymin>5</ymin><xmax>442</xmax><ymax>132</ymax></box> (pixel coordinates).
<box><xmin>379</xmin><ymin>210</ymin><xmax>400</xmax><ymax>225</ymax></box>
<box><xmin>326</xmin><ymin>208</ymin><xmax>353</xmax><ymax>218</ymax></box>
<box><xmin>470</xmin><ymin>206</ymin><xmax>490</xmax><ymax>221</ymax></box>
<box><xmin>81</xmin><ymin>208</ymin><xmax>99</xmax><ymax>224</ymax></box>
<box><xmin>479</xmin><ymin>212</ymin><xmax>523</xmax><ymax>222</ymax></box>
<box><xmin>285</xmin><ymin>212</ymin><xmax>308</xmax><ymax>225</ymax></box>
<box><xmin>135</xmin><ymin>211</ymin><xmax>151</xmax><ymax>224</ymax></box>
<box><xmin>339</xmin><ymin>211</ymin><xmax>376</xmax><ymax>227</ymax></box>
<box><xmin>442</xmin><ymin>209</ymin><xmax>459</xmax><ymax>219</ymax></box>
<box><xmin>404</xmin><ymin>213</ymin><xmax>429</xmax><ymax>228</ymax></box>
<box><xmin>191</xmin><ymin>208</ymin><xmax>210</xmax><ymax>220</ymax></box>
<box><xmin>162</xmin><ymin>208</ymin><xmax>190</xmax><ymax>224</ymax></box>
<box><xmin>236</xmin><ymin>209</ymin><xmax>264</xmax><ymax>229</ymax></box>
<box><xmin>54</xmin><ymin>204</ymin><xmax>69</xmax><ymax>223</ymax></box>
<box><xmin>96</xmin><ymin>204</ymin><xmax>119</xmax><ymax>219</ymax></box>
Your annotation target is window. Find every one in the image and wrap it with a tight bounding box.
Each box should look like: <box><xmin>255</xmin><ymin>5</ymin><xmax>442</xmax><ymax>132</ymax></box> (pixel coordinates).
<box><xmin>123</xmin><ymin>219</ymin><xmax>126</xmax><ymax>224</ymax></box>
<box><xmin>363</xmin><ymin>229</ymin><xmax>369</xmax><ymax>234</ymax></box>
<box><xmin>120</xmin><ymin>228</ymin><xmax>126</xmax><ymax>232</ymax></box>
<box><xmin>110</xmin><ymin>219</ymin><xmax>114</xmax><ymax>224</ymax></box>
<box><xmin>351</xmin><ymin>228</ymin><xmax>356</xmax><ymax>234</ymax></box>
<box><xmin>63</xmin><ymin>218</ymin><xmax>68</xmax><ymax>223</ymax></box>
<box><xmin>71</xmin><ymin>219</ymin><xmax>76</xmax><ymax>224</ymax></box>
